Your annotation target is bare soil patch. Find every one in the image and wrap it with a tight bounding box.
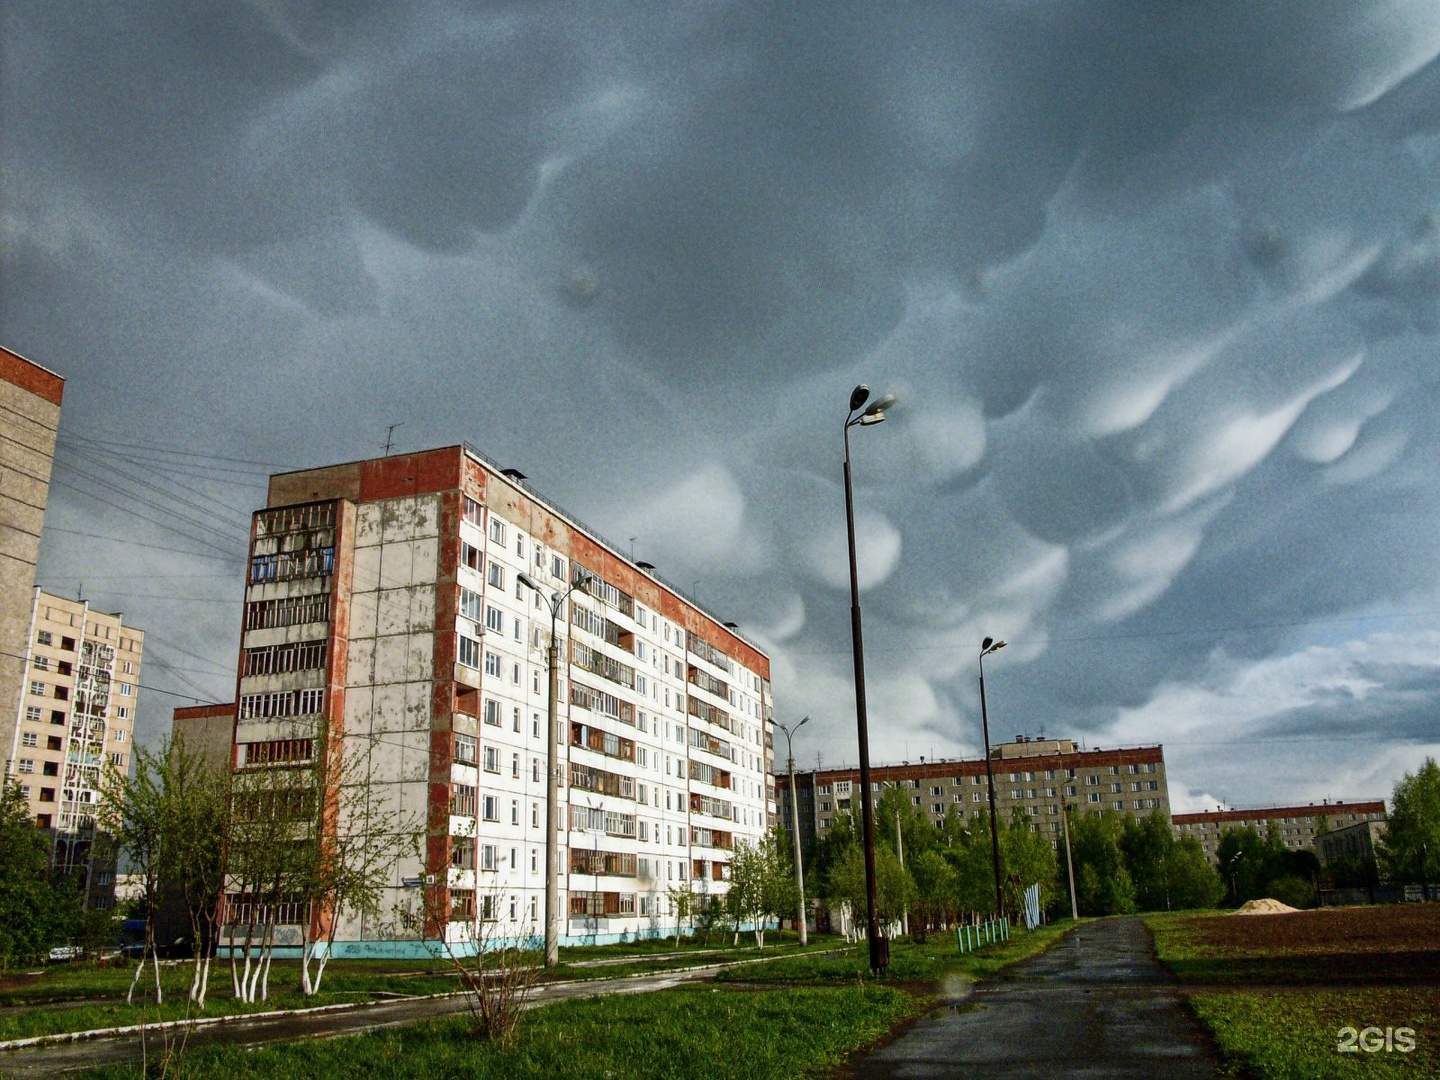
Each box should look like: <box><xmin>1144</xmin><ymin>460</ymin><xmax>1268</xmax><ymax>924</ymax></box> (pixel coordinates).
<box><xmin>1196</xmin><ymin>903</ymin><xmax>1440</xmax><ymax>956</ymax></box>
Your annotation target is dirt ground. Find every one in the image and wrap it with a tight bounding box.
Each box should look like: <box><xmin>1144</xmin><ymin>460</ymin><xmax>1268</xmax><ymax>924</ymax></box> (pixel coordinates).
<box><xmin>1192</xmin><ymin>903</ymin><xmax>1440</xmax><ymax>956</ymax></box>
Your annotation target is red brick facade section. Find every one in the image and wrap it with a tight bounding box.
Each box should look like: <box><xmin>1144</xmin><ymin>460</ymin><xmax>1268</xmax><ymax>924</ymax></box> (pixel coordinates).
<box><xmin>0</xmin><ymin>345</ymin><xmax>64</xmax><ymax>406</ymax></box>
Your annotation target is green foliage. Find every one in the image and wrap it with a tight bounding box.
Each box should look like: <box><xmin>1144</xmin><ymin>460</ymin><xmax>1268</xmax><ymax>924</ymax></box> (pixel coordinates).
<box><xmin>825</xmin><ymin>842</ymin><xmax>913</xmax><ymax>927</ymax></box>
<box><xmin>1214</xmin><ymin>823</ymin><xmax>1319</xmax><ymax>907</ymax></box>
<box><xmin>1116</xmin><ymin>811</ymin><xmax>1224</xmax><ymax>912</ymax></box>
<box><xmin>0</xmin><ymin>781</ymin><xmax>81</xmax><ymax>969</ymax></box>
<box><xmin>1001</xmin><ymin>814</ymin><xmax>1058</xmax><ymax>911</ymax></box>
<box><xmin>1380</xmin><ymin>757</ymin><xmax>1440</xmax><ymax>887</ymax></box>
<box><xmin>1067</xmin><ymin>810</ymin><xmax>1136</xmax><ymax>915</ymax></box>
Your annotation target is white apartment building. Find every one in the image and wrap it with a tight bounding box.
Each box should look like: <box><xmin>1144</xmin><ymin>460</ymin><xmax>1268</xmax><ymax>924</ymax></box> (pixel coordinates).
<box><xmin>227</xmin><ymin>445</ymin><xmax>774</xmax><ymax>957</ymax></box>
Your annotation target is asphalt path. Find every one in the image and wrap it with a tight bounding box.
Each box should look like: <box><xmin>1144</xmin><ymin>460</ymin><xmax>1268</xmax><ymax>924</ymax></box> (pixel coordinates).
<box><xmin>0</xmin><ymin>962</ymin><xmax>728</xmax><ymax>1078</ymax></box>
<box><xmin>848</xmin><ymin>917</ymin><xmax>1223</xmax><ymax>1080</ymax></box>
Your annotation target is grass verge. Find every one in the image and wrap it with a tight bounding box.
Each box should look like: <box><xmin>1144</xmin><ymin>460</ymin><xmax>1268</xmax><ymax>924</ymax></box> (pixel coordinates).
<box><xmin>75</xmin><ymin>983</ymin><xmax>918</xmax><ymax>1080</ymax></box>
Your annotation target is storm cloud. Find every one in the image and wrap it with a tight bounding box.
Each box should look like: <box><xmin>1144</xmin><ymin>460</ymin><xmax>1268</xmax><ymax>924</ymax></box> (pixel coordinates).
<box><xmin>5</xmin><ymin>1</ymin><xmax>1440</xmax><ymax>810</ymax></box>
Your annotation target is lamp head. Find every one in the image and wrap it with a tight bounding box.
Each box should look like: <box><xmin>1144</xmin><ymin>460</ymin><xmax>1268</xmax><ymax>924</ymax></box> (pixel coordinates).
<box><xmin>849</xmin><ymin>384</ymin><xmax>871</xmax><ymax>412</ymax></box>
<box><xmin>797</xmin><ymin>715</ymin><xmax>810</xmax><ymax>730</ymax></box>
<box><xmin>517</xmin><ymin>572</ymin><xmax>541</xmax><ymax>594</ymax></box>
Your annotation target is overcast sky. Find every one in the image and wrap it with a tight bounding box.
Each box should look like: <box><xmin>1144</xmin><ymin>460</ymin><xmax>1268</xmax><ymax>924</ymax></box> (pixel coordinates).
<box><xmin>5</xmin><ymin>2</ymin><xmax>1440</xmax><ymax>814</ymax></box>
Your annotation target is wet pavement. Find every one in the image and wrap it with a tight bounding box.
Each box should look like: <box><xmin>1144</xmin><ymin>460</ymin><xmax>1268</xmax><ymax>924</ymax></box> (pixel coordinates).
<box><xmin>847</xmin><ymin>917</ymin><xmax>1223</xmax><ymax>1079</ymax></box>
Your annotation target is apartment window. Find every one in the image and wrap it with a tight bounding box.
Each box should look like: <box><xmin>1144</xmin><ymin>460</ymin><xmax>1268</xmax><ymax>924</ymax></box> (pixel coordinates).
<box><xmin>36</xmin><ymin>631</ymin><xmax>52</xmax><ymax>646</ymax></box>
<box><xmin>482</xmin><ymin>795</ymin><xmax>500</xmax><ymax>822</ymax></box>
<box><xmin>46</xmin><ymin>736</ymin><xmax>62</xmax><ymax>751</ymax></box>
<box><xmin>18</xmin><ymin>786</ymin><xmax>30</xmax><ymax>800</ymax></box>
<box><xmin>511</xmin><ymin>799</ymin><xmax>519</xmax><ymax>825</ymax></box>
<box><xmin>117</xmin><ymin>683</ymin><xmax>133</xmax><ymax>697</ymax></box>
<box><xmin>450</xmin><ymin>784</ymin><xmax>476</xmax><ymax>815</ymax></box>
<box><xmin>490</xmin><ymin>518</ymin><xmax>506</xmax><ymax>545</ymax></box>
<box><xmin>930</xmin><ymin>786</ymin><xmax>943</xmax><ymax>797</ymax></box>
<box><xmin>483</xmin><ymin>746</ymin><xmax>500</xmax><ymax>772</ymax></box>
<box><xmin>551</xmin><ymin>554</ymin><xmax>564</xmax><ymax>579</ymax></box>
<box><xmin>513</xmin><ymin>707</ymin><xmax>521</xmax><ymax>732</ymax></box>
<box><xmin>455</xmin><ymin>734</ymin><xmax>477</xmax><ymax>764</ymax></box>
<box><xmin>32</xmin><ymin>656</ymin><xmax>48</xmax><ymax>671</ymax></box>
<box><xmin>116</xmin><ymin>707</ymin><xmax>130</xmax><ymax>721</ymax></box>
<box><xmin>511</xmin><ymin>753</ymin><xmax>520</xmax><ymax>778</ymax></box>
<box><xmin>457</xmin><ymin>636</ymin><xmax>481</xmax><ymax>669</ymax></box>
<box><xmin>1086</xmin><ymin>775</ymin><xmax>1100</xmax><ymax>786</ymax></box>
<box><xmin>485</xmin><ymin>606</ymin><xmax>504</xmax><ymax>633</ymax></box>
<box><xmin>484</xmin><ymin>652</ymin><xmax>501</xmax><ymax>678</ymax></box>
<box><xmin>110</xmin><ymin>753</ymin><xmax>125</xmax><ymax>767</ymax></box>
<box><xmin>1087</xmin><ymin>792</ymin><xmax>1100</xmax><ymax>803</ymax></box>
<box><xmin>451</xmin><ymin>837</ymin><xmax>475</xmax><ymax>869</ymax></box>
<box><xmin>460</xmin><ymin>587</ymin><xmax>482</xmax><ymax>622</ymax></box>
<box><xmin>1110</xmin><ymin>783</ymin><xmax>1122</xmax><ymax>793</ymax></box>
<box><xmin>50</xmin><ymin>711</ymin><xmax>64</xmax><ymax>725</ymax></box>
<box><xmin>29</xmin><ymin>681</ymin><xmax>44</xmax><ymax>696</ymax></box>
<box><xmin>21</xmin><ymin>732</ymin><xmax>37</xmax><ymax>748</ymax></box>
<box><xmin>512</xmin><ymin>662</ymin><xmax>521</xmax><ymax>685</ymax></box>
<box><xmin>24</xmin><ymin>706</ymin><xmax>41</xmax><ymax>722</ymax></box>
<box><xmin>461</xmin><ymin>541</ymin><xmax>482</xmax><ymax>571</ymax></box>
<box><xmin>39</xmin><ymin>788</ymin><xmax>55</xmax><ymax>802</ymax></box>
<box><xmin>488</xmin><ymin>561</ymin><xmax>505</xmax><ymax>589</ymax></box>
<box><xmin>972</xmin><ymin>792</ymin><xmax>982</xmax><ymax>802</ymax></box>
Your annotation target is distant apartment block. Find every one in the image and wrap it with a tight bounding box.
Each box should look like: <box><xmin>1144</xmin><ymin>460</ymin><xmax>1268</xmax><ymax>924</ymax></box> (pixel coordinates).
<box><xmin>5</xmin><ymin>590</ymin><xmax>144</xmax><ymax>909</ymax></box>
<box><xmin>0</xmin><ymin>346</ymin><xmax>63</xmax><ymax>772</ymax></box>
<box><xmin>1172</xmin><ymin>800</ymin><xmax>1387</xmax><ymax>860</ymax></box>
<box><xmin>225</xmin><ymin>445</ymin><xmax>774</xmax><ymax>956</ymax></box>
<box><xmin>778</xmin><ymin>737</ymin><xmax>1169</xmax><ymax>852</ymax></box>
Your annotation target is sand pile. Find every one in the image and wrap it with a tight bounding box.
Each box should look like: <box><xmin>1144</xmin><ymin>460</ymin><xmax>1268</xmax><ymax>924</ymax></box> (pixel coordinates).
<box><xmin>1231</xmin><ymin>898</ymin><xmax>1300</xmax><ymax>915</ymax></box>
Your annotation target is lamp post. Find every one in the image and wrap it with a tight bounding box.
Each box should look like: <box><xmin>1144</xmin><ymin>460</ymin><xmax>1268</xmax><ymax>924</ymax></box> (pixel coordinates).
<box><xmin>776</xmin><ymin>716</ymin><xmax>811</xmax><ymax>945</ymax></box>
<box><xmin>843</xmin><ymin>383</ymin><xmax>896</xmax><ymax>973</ymax></box>
<box><xmin>518</xmin><ymin>568</ymin><xmax>593</xmax><ymax>968</ymax></box>
<box><xmin>978</xmin><ymin>636</ymin><xmax>1006</xmax><ymax>918</ymax></box>
<box><xmin>1059</xmin><ymin>785</ymin><xmax>1079</xmax><ymax>922</ymax></box>
<box><xmin>1229</xmin><ymin>850</ymin><xmax>1244</xmax><ymax>906</ymax></box>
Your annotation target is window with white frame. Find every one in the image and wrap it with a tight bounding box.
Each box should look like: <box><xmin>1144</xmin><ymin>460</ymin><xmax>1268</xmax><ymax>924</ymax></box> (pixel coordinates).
<box><xmin>484</xmin><ymin>699</ymin><xmax>501</xmax><ymax>726</ymax></box>
<box><xmin>486</xmin><ymin>606</ymin><xmax>504</xmax><ymax>633</ymax></box>
<box><xmin>24</xmin><ymin>706</ymin><xmax>41</xmax><ymax>722</ymax></box>
<box><xmin>482</xmin><ymin>795</ymin><xmax>499</xmax><ymax>821</ymax></box>
<box><xmin>488</xmin><ymin>561</ymin><xmax>504</xmax><ymax>589</ymax></box>
<box><xmin>458</xmin><ymin>636</ymin><xmax>481</xmax><ymax>669</ymax></box>
<box><xmin>21</xmin><ymin>732</ymin><xmax>37</xmax><ymax>747</ymax></box>
<box><xmin>460</xmin><ymin>587</ymin><xmax>482</xmax><ymax>622</ymax></box>
<box><xmin>484</xmin><ymin>652</ymin><xmax>501</xmax><ymax>678</ymax></box>
<box><xmin>483</xmin><ymin>746</ymin><xmax>500</xmax><ymax>772</ymax></box>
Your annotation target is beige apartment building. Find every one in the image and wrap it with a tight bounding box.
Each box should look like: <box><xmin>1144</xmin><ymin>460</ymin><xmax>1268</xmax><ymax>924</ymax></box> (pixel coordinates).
<box><xmin>0</xmin><ymin>346</ymin><xmax>64</xmax><ymax>769</ymax></box>
<box><xmin>223</xmin><ymin>444</ymin><xmax>774</xmax><ymax>956</ymax></box>
<box><xmin>779</xmin><ymin>737</ymin><xmax>1170</xmax><ymax>852</ymax></box>
<box><xmin>6</xmin><ymin>590</ymin><xmax>144</xmax><ymax>909</ymax></box>
<box><xmin>1172</xmin><ymin>800</ymin><xmax>1387</xmax><ymax>860</ymax></box>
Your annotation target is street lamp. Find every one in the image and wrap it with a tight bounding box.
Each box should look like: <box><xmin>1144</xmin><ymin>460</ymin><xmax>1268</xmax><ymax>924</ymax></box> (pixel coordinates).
<box><xmin>776</xmin><ymin>716</ymin><xmax>811</xmax><ymax>946</ymax></box>
<box><xmin>1229</xmin><ymin>850</ymin><xmax>1244</xmax><ymax>905</ymax></box>
<box><xmin>843</xmin><ymin>383</ymin><xmax>895</xmax><ymax>973</ymax></box>
<box><xmin>1059</xmin><ymin>784</ymin><xmax>1079</xmax><ymax>922</ymax></box>
<box><xmin>978</xmin><ymin>636</ymin><xmax>1006</xmax><ymax>918</ymax></box>
<box><xmin>518</xmin><ymin>567</ymin><xmax>594</xmax><ymax>967</ymax></box>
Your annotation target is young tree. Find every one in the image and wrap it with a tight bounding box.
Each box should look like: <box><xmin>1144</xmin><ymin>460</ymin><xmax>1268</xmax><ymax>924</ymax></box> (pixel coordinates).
<box><xmin>158</xmin><ymin>736</ymin><xmax>228</xmax><ymax>1008</ymax></box>
<box><xmin>1067</xmin><ymin>811</ymin><xmax>1135</xmax><ymax>916</ymax></box>
<box><xmin>0</xmin><ymin>782</ymin><xmax>79</xmax><ymax>969</ymax></box>
<box><xmin>825</xmin><ymin>843</ymin><xmax>912</xmax><ymax>935</ymax></box>
<box><xmin>908</xmin><ymin>848</ymin><xmax>956</xmax><ymax>932</ymax></box>
<box><xmin>1381</xmin><ymin>757</ymin><xmax>1440</xmax><ymax>891</ymax></box>
<box><xmin>1001</xmin><ymin>815</ymin><xmax>1058</xmax><ymax>914</ymax></box>
<box><xmin>297</xmin><ymin>733</ymin><xmax>415</xmax><ymax>996</ymax></box>
<box><xmin>725</xmin><ymin>830</ymin><xmax>797</xmax><ymax>948</ymax></box>
<box><xmin>99</xmin><ymin>746</ymin><xmax>167</xmax><ymax>1005</ymax></box>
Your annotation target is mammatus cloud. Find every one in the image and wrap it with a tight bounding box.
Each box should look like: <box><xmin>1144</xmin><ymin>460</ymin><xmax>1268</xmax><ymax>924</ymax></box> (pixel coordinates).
<box><xmin>5</xmin><ymin>2</ymin><xmax>1440</xmax><ymax>810</ymax></box>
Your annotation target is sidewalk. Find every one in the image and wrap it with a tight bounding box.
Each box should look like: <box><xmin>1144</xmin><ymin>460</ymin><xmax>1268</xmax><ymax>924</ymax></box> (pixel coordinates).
<box><xmin>847</xmin><ymin>917</ymin><xmax>1223</xmax><ymax>1079</ymax></box>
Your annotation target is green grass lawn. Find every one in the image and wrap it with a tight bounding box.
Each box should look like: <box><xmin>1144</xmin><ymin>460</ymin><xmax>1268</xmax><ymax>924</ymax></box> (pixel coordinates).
<box><xmin>75</xmin><ymin>983</ymin><xmax>919</xmax><ymax>1079</ymax></box>
<box><xmin>0</xmin><ymin>936</ymin><xmax>838</xmax><ymax>1042</ymax></box>
<box><xmin>715</xmin><ymin>921</ymin><xmax>1075</xmax><ymax>986</ymax></box>
<box><xmin>1190</xmin><ymin>988</ymin><xmax>1439</xmax><ymax>1080</ymax></box>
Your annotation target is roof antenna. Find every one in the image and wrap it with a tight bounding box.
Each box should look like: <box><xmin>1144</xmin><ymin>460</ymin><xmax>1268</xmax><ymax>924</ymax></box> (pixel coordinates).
<box><xmin>382</xmin><ymin>423</ymin><xmax>404</xmax><ymax>456</ymax></box>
